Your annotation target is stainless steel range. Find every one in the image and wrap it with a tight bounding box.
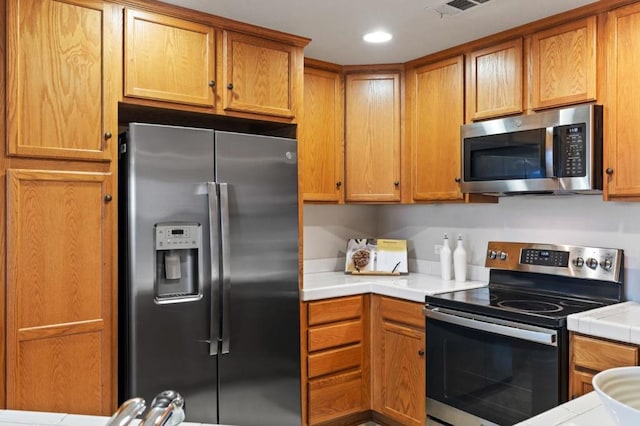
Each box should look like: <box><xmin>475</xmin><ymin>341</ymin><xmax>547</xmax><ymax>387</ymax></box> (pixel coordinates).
<box><xmin>424</xmin><ymin>241</ymin><xmax>624</xmax><ymax>426</ymax></box>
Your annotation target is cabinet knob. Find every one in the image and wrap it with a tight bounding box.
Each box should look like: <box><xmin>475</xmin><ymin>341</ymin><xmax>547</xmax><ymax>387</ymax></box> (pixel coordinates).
<box><xmin>454</xmin><ymin>177</ymin><xmax>461</xmax><ymax>183</ymax></box>
<box><xmin>394</xmin><ymin>181</ymin><xmax>400</xmax><ymax>187</ymax></box>
<box><xmin>208</xmin><ymin>80</ymin><xmax>216</xmax><ymax>88</ymax></box>
<box><xmin>606</xmin><ymin>168</ymin><xmax>614</xmax><ymax>175</ymax></box>
<box><xmin>104</xmin><ymin>131</ymin><xmax>112</xmax><ymax>140</ymax></box>
<box><xmin>336</xmin><ymin>181</ymin><xmax>342</xmax><ymax>188</ymax></box>
<box><xmin>418</xmin><ymin>350</ymin><xmax>425</xmax><ymax>356</ymax></box>
<box><xmin>227</xmin><ymin>83</ymin><xmax>234</xmax><ymax>90</ymax></box>
<box><xmin>104</xmin><ymin>194</ymin><xmax>113</xmax><ymax>203</ymax></box>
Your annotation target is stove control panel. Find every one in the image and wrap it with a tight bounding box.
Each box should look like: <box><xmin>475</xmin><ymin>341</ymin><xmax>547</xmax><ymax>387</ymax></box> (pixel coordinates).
<box><xmin>485</xmin><ymin>241</ymin><xmax>624</xmax><ymax>282</ymax></box>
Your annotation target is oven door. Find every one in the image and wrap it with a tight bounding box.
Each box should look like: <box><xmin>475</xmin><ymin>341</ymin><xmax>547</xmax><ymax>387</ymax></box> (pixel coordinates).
<box><xmin>424</xmin><ymin>306</ymin><xmax>567</xmax><ymax>426</ymax></box>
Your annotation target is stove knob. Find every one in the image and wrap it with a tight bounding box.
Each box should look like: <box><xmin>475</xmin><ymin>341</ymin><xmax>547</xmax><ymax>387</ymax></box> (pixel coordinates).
<box><xmin>573</xmin><ymin>257</ymin><xmax>585</xmax><ymax>268</ymax></box>
<box><xmin>586</xmin><ymin>257</ymin><xmax>598</xmax><ymax>270</ymax></box>
<box><xmin>488</xmin><ymin>250</ymin><xmax>498</xmax><ymax>260</ymax></box>
<box><xmin>499</xmin><ymin>251</ymin><xmax>508</xmax><ymax>261</ymax></box>
<box><xmin>601</xmin><ymin>258</ymin><xmax>613</xmax><ymax>271</ymax></box>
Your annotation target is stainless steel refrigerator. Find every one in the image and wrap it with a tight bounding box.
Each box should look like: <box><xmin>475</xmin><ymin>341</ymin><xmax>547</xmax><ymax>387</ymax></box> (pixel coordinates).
<box><xmin>118</xmin><ymin>123</ymin><xmax>301</xmax><ymax>425</ymax></box>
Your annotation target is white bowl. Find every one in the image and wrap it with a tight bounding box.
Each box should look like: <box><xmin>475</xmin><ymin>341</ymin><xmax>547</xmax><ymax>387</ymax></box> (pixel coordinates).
<box><xmin>593</xmin><ymin>366</ymin><xmax>640</xmax><ymax>425</ymax></box>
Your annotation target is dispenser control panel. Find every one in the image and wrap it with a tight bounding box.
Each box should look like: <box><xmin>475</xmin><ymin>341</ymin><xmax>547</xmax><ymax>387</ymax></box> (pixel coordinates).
<box><xmin>155</xmin><ymin>223</ymin><xmax>201</xmax><ymax>250</ymax></box>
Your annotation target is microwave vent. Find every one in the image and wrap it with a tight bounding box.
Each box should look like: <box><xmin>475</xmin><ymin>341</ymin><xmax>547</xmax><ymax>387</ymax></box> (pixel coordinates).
<box><xmin>427</xmin><ymin>0</ymin><xmax>492</xmax><ymax>17</ymax></box>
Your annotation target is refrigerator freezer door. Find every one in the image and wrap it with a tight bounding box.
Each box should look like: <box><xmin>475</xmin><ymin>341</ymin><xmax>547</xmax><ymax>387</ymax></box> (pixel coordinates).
<box><xmin>215</xmin><ymin>131</ymin><xmax>302</xmax><ymax>426</ymax></box>
<box><xmin>123</xmin><ymin>123</ymin><xmax>219</xmax><ymax>423</ymax></box>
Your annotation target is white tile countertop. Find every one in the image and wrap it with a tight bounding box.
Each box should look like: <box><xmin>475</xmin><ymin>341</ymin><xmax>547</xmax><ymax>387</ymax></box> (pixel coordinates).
<box><xmin>302</xmin><ymin>271</ymin><xmax>487</xmax><ymax>302</ymax></box>
<box><xmin>0</xmin><ymin>409</ymin><xmax>224</xmax><ymax>426</ymax></box>
<box><xmin>567</xmin><ymin>300</ymin><xmax>640</xmax><ymax>343</ymax></box>
<box><xmin>515</xmin><ymin>391</ymin><xmax>613</xmax><ymax>426</ymax></box>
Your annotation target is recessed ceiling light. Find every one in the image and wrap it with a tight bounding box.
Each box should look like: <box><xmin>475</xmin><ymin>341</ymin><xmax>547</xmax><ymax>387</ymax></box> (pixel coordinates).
<box><xmin>363</xmin><ymin>31</ymin><xmax>392</xmax><ymax>44</ymax></box>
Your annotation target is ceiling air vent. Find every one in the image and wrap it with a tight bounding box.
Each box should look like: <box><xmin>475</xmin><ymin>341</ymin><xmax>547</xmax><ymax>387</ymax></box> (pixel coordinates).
<box><xmin>427</xmin><ymin>0</ymin><xmax>492</xmax><ymax>17</ymax></box>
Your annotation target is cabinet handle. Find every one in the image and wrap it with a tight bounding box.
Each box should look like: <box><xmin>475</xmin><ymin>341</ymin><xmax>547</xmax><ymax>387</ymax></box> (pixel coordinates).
<box><xmin>227</xmin><ymin>83</ymin><xmax>234</xmax><ymax>90</ymax></box>
<box><xmin>394</xmin><ymin>181</ymin><xmax>400</xmax><ymax>187</ymax></box>
<box><xmin>104</xmin><ymin>131</ymin><xmax>112</xmax><ymax>140</ymax></box>
<box><xmin>454</xmin><ymin>177</ymin><xmax>461</xmax><ymax>183</ymax></box>
<box><xmin>336</xmin><ymin>181</ymin><xmax>342</xmax><ymax>188</ymax></box>
<box><xmin>209</xmin><ymin>80</ymin><xmax>216</xmax><ymax>88</ymax></box>
<box><xmin>606</xmin><ymin>168</ymin><xmax>614</xmax><ymax>175</ymax></box>
<box><xmin>418</xmin><ymin>350</ymin><xmax>425</xmax><ymax>356</ymax></box>
<box><xmin>104</xmin><ymin>194</ymin><xmax>113</xmax><ymax>203</ymax></box>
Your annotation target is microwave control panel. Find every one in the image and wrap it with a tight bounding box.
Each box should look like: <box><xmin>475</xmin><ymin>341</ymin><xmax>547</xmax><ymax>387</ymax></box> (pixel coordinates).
<box><xmin>554</xmin><ymin>123</ymin><xmax>586</xmax><ymax>178</ymax></box>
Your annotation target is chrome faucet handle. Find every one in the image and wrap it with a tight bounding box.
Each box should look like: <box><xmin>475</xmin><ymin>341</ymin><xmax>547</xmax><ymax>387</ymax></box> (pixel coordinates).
<box><xmin>140</xmin><ymin>390</ymin><xmax>185</xmax><ymax>426</ymax></box>
<box><xmin>105</xmin><ymin>397</ymin><xmax>146</xmax><ymax>426</ymax></box>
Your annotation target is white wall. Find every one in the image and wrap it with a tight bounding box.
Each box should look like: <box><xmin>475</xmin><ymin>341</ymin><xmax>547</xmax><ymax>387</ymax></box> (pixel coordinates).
<box><xmin>303</xmin><ymin>195</ymin><xmax>640</xmax><ymax>301</ymax></box>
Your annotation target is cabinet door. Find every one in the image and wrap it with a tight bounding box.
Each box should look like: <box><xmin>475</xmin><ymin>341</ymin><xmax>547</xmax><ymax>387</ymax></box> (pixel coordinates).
<box><xmin>345</xmin><ymin>73</ymin><xmax>401</xmax><ymax>202</ymax></box>
<box><xmin>570</xmin><ymin>370</ymin><xmax>595</xmax><ymax>399</ymax></box>
<box><xmin>6</xmin><ymin>0</ymin><xmax>117</xmax><ymax>161</ymax></box>
<box><xmin>124</xmin><ymin>9</ymin><xmax>216</xmax><ymax>107</ymax></box>
<box><xmin>467</xmin><ymin>38</ymin><xmax>523</xmax><ymax>121</ymax></box>
<box><xmin>529</xmin><ymin>17</ymin><xmax>597</xmax><ymax>110</ymax></box>
<box><xmin>222</xmin><ymin>31</ymin><xmax>297</xmax><ymax>118</ymax></box>
<box><xmin>604</xmin><ymin>3</ymin><xmax>640</xmax><ymax>199</ymax></box>
<box><xmin>6</xmin><ymin>169</ymin><xmax>114</xmax><ymax>415</ymax></box>
<box><xmin>410</xmin><ymin>56</ymin><xmax>464</xmax><ymax>201</ymax></box>
<box><xmin>301</xmin><ymin>66</ymin><xmax>344</xmax><ymax>202</ymax></box>
<box><xmin>372</xmin><ymin>296</ymin><xmax>425</xmax><ymax>426</ymax></box>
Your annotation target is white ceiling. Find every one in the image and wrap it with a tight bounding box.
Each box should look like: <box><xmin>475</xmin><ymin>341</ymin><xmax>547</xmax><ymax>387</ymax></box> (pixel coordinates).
<box><xmin>160</xmin><ymin>0</ymin><xmax>599</xmax><ymax>65</ymax></box>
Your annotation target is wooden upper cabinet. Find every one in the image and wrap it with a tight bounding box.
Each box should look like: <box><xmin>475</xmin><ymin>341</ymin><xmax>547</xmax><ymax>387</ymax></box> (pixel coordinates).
<box><xmin>6</xmin><ymin>0</ymin><xmax>118</xmax><ymax>161</ymax></box>
<box><xmin>409</xmin><ymin>56</ymin><xmax>464</xmax><ymax>202</ymax></box>
<box><xmin>300</xmin><ymin>64</ymin><xmax>344</xmax><ymax>203</ymax></box>
<box><xmin>345</xmin><ymin>72</ymin><xmax>401</xmax><ymax>202</ymax></box>
<box><xmin>467</xmin><ymin>38</ymin><xmax>523</xmax><ymax>121</ymax></box>
<box><xmin>124</xmin><ymin>8</ymin><xmax>216</xmax><ymax>107</ymax></box>
<box><xmin>221</xmin><ymin>31</ymin><xmax>298</xmax><ymax>119</ymax></box>
<box><xmin>6</xmin><ymin>169</ymin><xmax>114</xmax><ymax>415</ymax></box>
<box><xmin>604</xmin><ymin>2</ymin><xmax>640</xmax><ymax>200</ymax></box>
<box><xmin>529</xmin><ymin>17</ymin><xmax>597</xmax><ymax>110</ymax></box>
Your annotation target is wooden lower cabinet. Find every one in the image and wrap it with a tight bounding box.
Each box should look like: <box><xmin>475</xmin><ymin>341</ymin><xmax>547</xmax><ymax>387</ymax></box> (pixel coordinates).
<box><xmin>306</xmin><ymin>295</ymin><xmax>369</xmax><ymax>425</ymax></box>
<box><xmin>372</xmin><ymin>296</ymin><xmax>426</xmax><ymax>426</ymax></box>
<box><xmin>569</xmin><ymin>332</ymin><xmax>639</xmax><ymax>399</ymax></box>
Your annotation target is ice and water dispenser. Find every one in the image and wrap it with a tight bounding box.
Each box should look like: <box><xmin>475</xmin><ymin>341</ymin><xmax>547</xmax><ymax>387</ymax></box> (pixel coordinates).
<box><xmin>154</xmin><ymin>223</ymin><xmax>203</xmax><ymax>303</ymax></box>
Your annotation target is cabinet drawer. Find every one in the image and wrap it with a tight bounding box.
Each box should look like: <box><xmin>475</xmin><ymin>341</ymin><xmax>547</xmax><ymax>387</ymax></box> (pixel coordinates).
<box><xmin>308</xmin><ymin>344</ymin><xmax>362</xmax><ymax>379</ymax></box>
<box><xmin>308</xmin><ymin>320</ymin><xmax>362</xmax><ymax>352</ymax></box>
<box><xmin>308</xmin><ymin>371</ymin><xmax>364</xmax><ymax>425</ymax></box>
<box><xmin>573</xmin><ymin>334</ymin><xmax>639</xmax><ymax>371</ymax></box>
<box><xmin>308</xmin><ymin>296</ymin><xmax>363</xmax><ymax>326</ymax></box>
<box><xmin>380</xmin><ymin>296</ymin><xmax>424</xmax><ymax>329</ymax></box>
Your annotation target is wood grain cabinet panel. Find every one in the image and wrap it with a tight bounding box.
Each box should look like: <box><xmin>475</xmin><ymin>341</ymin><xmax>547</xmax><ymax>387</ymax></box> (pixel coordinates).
<box><xmin>221</xmin><ymin>31</ymin><xmax>297</xmax><ymax>118</ymax></box>
<box><xmin>372</xmin><ymin>296</ymin><xmax>425</xmax><ymax>426</ymax></box>
<box><xmin>300</xmin><ymin>64</ymin><xmax>344</xmax><ymax>202</ymax></box>
<box><xmin>6</xmin><ymin>0</ymin><xmax>117</xmax><ymax>161</ymax></box>
<box><xmin>345</xmin><ymin>73</ymin><xmax>401</xmax><ymax>202</ymax></box>
<box><xmin>604</xmin><ymin>2</ymin><xmax>640</xmax><ymax>199</ymax></box>
<box><xmin>124</xmin><ymin>8</ymin><xmax>216</xmax><ymax>107</ymax></box>
<box><xmin>467</xmin><ymin>38</ymin><xmax>523</xmax><ymax>121</ymax></box>
<box><xmin>305</xmin><ymin>295</ymin><xmax>368</xmax><ymax>425</ymax></box>
<box><xmin>409</xmin><ymin>56</ymin><xmax>464</xmax><ymax>201</ymax></box>
<box><xmin>6</xmin><ymin>169</ymin><xmax>114</xmax><ymax>415</ymax></box>
<box><xmin>529</xmin><ymin>16</ymin><xmax>597</xmax><ymax>110</ymax></box>
<box><xmin>569</xmin><ymin>333</ymin><xmax>639</xmax><ymax>399</ymax></box>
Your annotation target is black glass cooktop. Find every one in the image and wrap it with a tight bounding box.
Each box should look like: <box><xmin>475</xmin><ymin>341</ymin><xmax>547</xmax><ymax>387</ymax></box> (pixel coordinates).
<box><xmin>425</xmin><ymin>286</ymin><xmax>607</xmax><ymax>328</ymax></box>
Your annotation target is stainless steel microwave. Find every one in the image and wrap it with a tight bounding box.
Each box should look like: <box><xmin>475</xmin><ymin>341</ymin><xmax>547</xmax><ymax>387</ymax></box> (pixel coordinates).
<box><xmin>460</xmin><ymin>104</ymin><xmax>603</xmax><ymax>195</ymax></box>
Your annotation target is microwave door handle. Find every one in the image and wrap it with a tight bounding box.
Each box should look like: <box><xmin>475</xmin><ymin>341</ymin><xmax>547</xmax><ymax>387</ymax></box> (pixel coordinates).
<box><xmin>424</xmin><ymin>307</ymin><xmax>558</xmax><ymax>346</ymax></box>
<box><xmin>545</xmin><ymin>127</ymin><xmax>556</xmax><ymax>178</ymax></box>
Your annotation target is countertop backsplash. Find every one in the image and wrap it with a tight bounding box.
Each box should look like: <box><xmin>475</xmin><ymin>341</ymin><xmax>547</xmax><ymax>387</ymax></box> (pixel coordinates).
<box><xmin>303</xmin><ymin>195</ymin><xmax>640</xmax><ymax>301</ymax></box>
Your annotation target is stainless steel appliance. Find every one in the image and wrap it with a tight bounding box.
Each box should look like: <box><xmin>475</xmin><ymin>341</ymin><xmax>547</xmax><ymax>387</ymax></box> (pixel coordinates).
<box><xmin>119</xmin><ymin>123</ymin><xmax>301</xmax><ymax>425</ymax></box>
<box><xmin>460</xmin><ymin>104</ymin><xmax>603</xmax><ymax>195</ymax></box>
<box><xmin>424</xmin><ymin>241</ymin><xmax>624</xmax><ymax>426</ymax></box>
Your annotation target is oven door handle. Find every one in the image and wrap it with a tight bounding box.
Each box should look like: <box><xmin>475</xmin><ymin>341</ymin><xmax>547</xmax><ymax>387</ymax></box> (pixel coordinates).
<box><xmin>423</xmin><ymin>307</ymin><xmax>558</xmax><ymax>347</ymax></box>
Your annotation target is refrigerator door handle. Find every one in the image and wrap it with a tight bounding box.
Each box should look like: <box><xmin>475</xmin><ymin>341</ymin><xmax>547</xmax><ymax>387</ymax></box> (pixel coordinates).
<box><xmin>219</xmin><ymin>182</ymin><xmax>232</xmax><ymax>354</ymax></box>
<box><xmin>207</xmin><ymin>182</ymin><xmax>221</xmax><ymax>356</ymax></box>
